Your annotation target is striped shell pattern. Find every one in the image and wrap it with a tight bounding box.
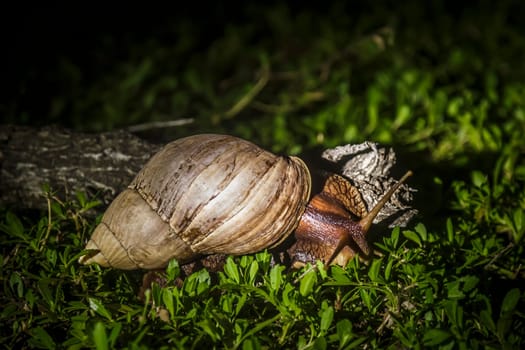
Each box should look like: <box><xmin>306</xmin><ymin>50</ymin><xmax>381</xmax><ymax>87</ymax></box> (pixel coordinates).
<box><xmin>80</xmin><ymin>134</ymin><xmax>311</xmax><ymax>269</ymax></box>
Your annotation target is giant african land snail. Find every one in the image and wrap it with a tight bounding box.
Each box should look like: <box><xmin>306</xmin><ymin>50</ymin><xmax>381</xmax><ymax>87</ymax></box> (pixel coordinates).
<box><xmin>79</xmin><ymin>134</ymin><xmax>412</xmax><ymax>270</ymax></box>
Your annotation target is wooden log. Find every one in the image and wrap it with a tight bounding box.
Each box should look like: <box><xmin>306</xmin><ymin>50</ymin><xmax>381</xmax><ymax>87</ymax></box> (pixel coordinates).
<box><xmin>0</xmin><ymin>125</ymin><xmax>160</xmax><ymax>213</ymax></box>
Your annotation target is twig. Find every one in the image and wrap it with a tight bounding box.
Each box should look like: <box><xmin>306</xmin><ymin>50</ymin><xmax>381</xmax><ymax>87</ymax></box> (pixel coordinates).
<box><xmin>223</xmin><ymin>61</ymin><xmax>270</xmax><ymax>120</ymax></box>
<box><xmin>126</xmin><ymin>119</ymin><xmax>194</xmax><ymax>133</ymax></box>
<box><xmin>320</xmin><ymin>26</ymin><xmax>394</xmax><ymax>81</ymax></box>
<box><xmin>485</xmin><ymin>242</ymin><xmax>514</xmax><ymax>270</ymax></box>
<box><xmin>40</xmin><ymin>193</ymin><xmax>53</xmax><ymax>252</ymax></box>
<box><xmin>292</xmin><ymin>263</ymin><xmax>319</xmax><ymax>284</ymax></box>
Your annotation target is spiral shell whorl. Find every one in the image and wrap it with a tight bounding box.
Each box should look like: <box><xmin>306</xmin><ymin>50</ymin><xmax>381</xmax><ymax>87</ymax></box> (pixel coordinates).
<box><xmin>80</xmin><ymin>189</ymin><xmax>196</xmax><ymax>269</ymax></box>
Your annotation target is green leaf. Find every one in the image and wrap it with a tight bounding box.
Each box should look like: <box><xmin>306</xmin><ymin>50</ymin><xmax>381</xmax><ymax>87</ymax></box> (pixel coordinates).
<box><xmin>166</xmin><ymin>259</ymin><xmax>180</xmax><ymax>282</ymax></box>
<box><xmin>224</xmin><ymin>256</ymin><xmax>240</xmax><ymax>283</ymax></box>
<box><xmin>446</xmin><ymin>218</ymin><xmax>454</xmax><ymax>242</ymax></box>
<box><xmin>346</xmin><ymin>337</ymin><xmax>367</xmax><ymax>349</ymax></box>
<box><xmin>9</xmin><ymin>273</ymin><xmax>24</xmax><ymax>298</ymax></box>
<box><xmin>391</xmin><ymin>226</ymin><xmax>400</xmax><ymax>248</ymax></box>
<box><xmin>423</xmin><ymin>328</ymin><xmax>452</xmax><ymax>346</ymax></box>
<box><xmin>88</xmin><ymin>298</ymin><xmax>113</xmax><ymax>321</ymax></box>
<box><xmin>242</xmin><ymin>336</ymin><xmax>261</xmax><ymax>350</ymax></box>
<box><xmin>50</xmin><ymin>201</ymin><xmax>65</xmax><ymax>218</ymax></box>
<box><xmin>443</xmin><ymin>299</ymin><xmax>463</xmax><ymax>327</ymax></box>
<box><xmin>319</xmin><ymin>303</ymin><xmax>334</xmax><ymax>333</ymax></box>
<box><xmin>108</xmin><ymin>322</ymin><xmax>122</xmax><ymax>348</ymax></box>
<box><xmin>29</xmin><ymin>327</ymin><xmax>56</xmax><ymax>349</ymax></box>
<box><xmin>75</xmin><ymin>191</ymin><xmax>88</xmax><ymax>208</ymax></box>
<box><xmin>360</xmin><ymin>289</ymin><xmax>372</xmax><ymax>311</ymax></box>
<box><xmin>248</xmin><ymin>260</ymin><xmax>259</xmax><ymax>285</ymax></box>
<box><xmin>162</xmin><ymin>288</ymin><xmax>174</xmax><ymax>318</ymax></box>
<box><xmin>471</xmin><ymin>170</ymin><xmax>487</xmax><ymax>188</ymax></box>
<box><xmin>336</xmin><ymin>319</ymin><xmax>353</xmax><ymax>348</ymax></box>
<box><xmin>414</xmin><ymin>223</ymin><xmax>427</xmax><ymax>242</ymax></box>
<box><xmin>497</xmin><ymin>316</ymin><xmax>513</xmax><ymax>340</ymax></box>
<box><xmin>316</xmin><ymin>260</ymin><xmax>327</xmax><ymax>279</ymax></box>
<box><xmin>3</xmin><ymin>212</ymin><xmax>25</xmax><ymax>239</ymax></box>
<box><xmin>238</xmin><ymin>314</ymin><xmax>280</xmax><ymax>346</ymax></box>
<box><xmin>312</xmin><ymin>336</ymin><xmax>327</xmax><ymax>350</ymax></box>
<box><xmin>511</xmin><ymin>208</ymin><xmax>524</xmax><ymax>243</ymax></box>
<box><xmin>501</xmin><ymin>288</ymin><xmax>521</xmax><ymax>315</ymax></box>
<box><xmin>368</xmin><ymin>258</ymin><xmax>383</xmax><ymax>283</ymax></box>
<box><xmin>38</xmin><ymin>279</ymin><xmax>55</xmax><ymax>311</ymax></box>
<box><xmin>384</xmin><ymin>258</ymin><xmax>394</xmax><ymax>281</ymax></box>
<box><xmin>269</xmin><ymin>265</ymin><xmax>284</xmax><ymax>292</ymax></box>
<box><xmin>184</xmin><ymin>269</ymin><xmax>211</xmax><ymax>296</ymax></box>
<box><xmin>330</xmin><ymin>266</ymin><xmax>351</xmax><ymax>284</ymax></box>
<box><xmin>402</xmin><ymin>230</ymin><xmax>422</xmax><ymax>246</ymax></box>
<box><xmin>198</xmin><ymin>319</ymin><xmax>221</xmax><ymax>342</ymax></box>
<box><xmin>255</xmin><ymin>251</ymin><xmax>271</xmax><ymax>272</ymax></box>
<box><xmin>84</xmin><ymin>199</ymin><xmax>102</xmax><ymax>211</ymax></box>
<box><xmin>395</xmin><ymin>104</ymin><xmax>411</xmax><ymax>127</ymax></box>
<box><xmin>195</xmin><ymin>269</ymin><xmax>211</xmax><ymax>295</ymax></box>
<box><xmin>221</xmin><ymin>294</ymin><xmax>233</xmax><ymax>314</ymax></box>
<box><xmin>93</xmin><ymin>322</ymin><xmax>108</xmax><ymax>350</ymax></box>
<box><xmin>299</xmin><ymin>269</ymin><xmax>317</xmax><ymax>297</ymax></box>
<box><xmin>235</xmin><ymin>293</ymin><xmax>248</xmax><ymax>316</ymax></box>
<box><xmin>461</xmin><ymin>275</ymin><xmax>479</xmax><ymax>293</ymax></box>
<box><xmin>480</xmin><ymin>310</ymin><xmax>496</xmax><ymax>333</ymax></box>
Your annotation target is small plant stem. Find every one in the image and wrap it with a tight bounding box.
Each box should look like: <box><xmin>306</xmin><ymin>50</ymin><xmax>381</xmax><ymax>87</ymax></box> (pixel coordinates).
<box><xmin>223</xmin><ymin>61</ymin><xmax>270</xmax><ymax>119</ymax></box>
<box><xmin>40</xmin><ymin>194</ymin><xmax>53</xmax><ymax>251</ymax></box>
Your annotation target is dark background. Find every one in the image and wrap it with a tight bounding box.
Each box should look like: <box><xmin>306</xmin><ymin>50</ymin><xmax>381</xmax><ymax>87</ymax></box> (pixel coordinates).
<box><xmin>3</xmin><ymin>1</ymin><xmax>524</xmax><ymax>130</ymax></box>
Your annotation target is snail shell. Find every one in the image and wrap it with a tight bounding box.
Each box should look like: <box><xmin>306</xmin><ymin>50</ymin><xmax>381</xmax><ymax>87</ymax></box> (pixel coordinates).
<box><xmin>80</xmin><ymin>134</ymin><xmax>311</xmax><ymax>269</ymax></box>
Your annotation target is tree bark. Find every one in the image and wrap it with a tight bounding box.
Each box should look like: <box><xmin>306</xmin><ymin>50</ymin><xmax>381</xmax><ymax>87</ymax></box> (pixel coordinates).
<box><xmin>0</xmin><ymin>125</ymin><xmax>161</xmax><ymax>213</ymax></box>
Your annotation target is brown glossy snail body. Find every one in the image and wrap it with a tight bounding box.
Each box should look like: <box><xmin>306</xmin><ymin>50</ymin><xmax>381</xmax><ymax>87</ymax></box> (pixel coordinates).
<box><xmin>79</xmin><ymin>134</ymin><xmax>412</xmax><ymax>270</ymax></box>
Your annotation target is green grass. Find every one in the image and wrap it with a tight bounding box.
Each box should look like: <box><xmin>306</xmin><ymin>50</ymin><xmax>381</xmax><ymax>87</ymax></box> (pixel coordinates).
<box><xmin>2</xmin><ymin>2</ymin><xmax>525</xmax><ymax>348</ymax></box>
<box><xmin>1</xmin><ymin>177</ymin><xmax>524</xmax><ymax>348</ymax></box>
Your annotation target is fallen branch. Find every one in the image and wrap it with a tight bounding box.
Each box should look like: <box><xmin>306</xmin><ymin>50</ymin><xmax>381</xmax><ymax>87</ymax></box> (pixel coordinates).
<box><xmin>0</xmin><ymin>125</ymin><xmax>160</xmax><ymax>213</ymax></box>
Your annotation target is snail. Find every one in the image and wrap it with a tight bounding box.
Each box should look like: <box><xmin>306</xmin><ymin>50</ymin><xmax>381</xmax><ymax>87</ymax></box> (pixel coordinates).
<box><xmin>79</xmin><ymin>134</ymin><xmax>412</xmax><ymax>270</ymax></box>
